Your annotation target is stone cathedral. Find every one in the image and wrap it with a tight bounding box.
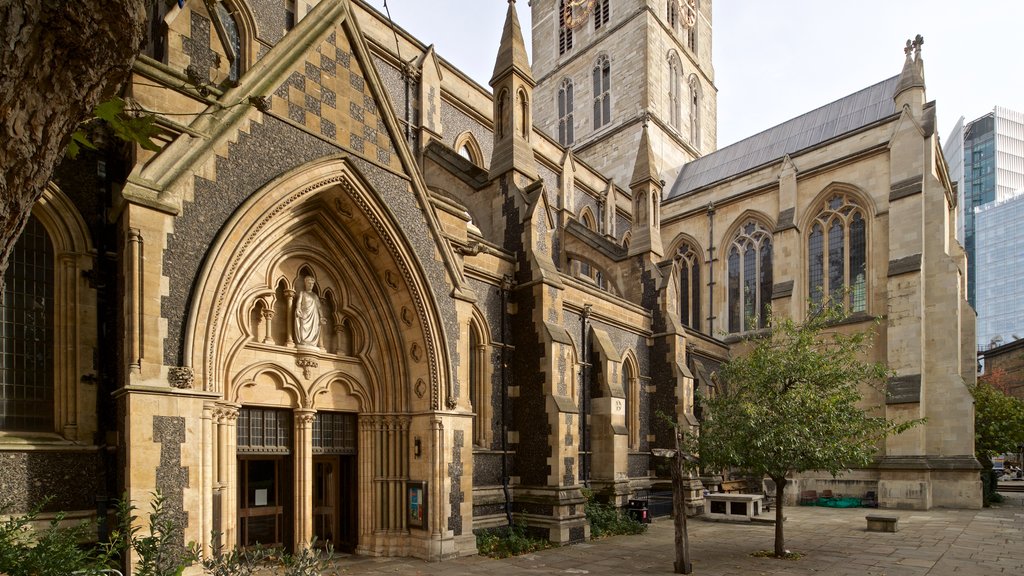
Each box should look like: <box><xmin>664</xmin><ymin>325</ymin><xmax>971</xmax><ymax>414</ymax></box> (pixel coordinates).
<box><xmin>1</xmin><ymin>0</ymin><xmax>980</xmax><ymax>564</ymax></box>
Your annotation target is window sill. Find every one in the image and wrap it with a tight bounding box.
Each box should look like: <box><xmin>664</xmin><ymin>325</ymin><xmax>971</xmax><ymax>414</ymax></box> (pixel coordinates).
<box><xmin>0</xmin><ymin>432</ymin><xmax>97</xmax><ymax>451</ymax></box>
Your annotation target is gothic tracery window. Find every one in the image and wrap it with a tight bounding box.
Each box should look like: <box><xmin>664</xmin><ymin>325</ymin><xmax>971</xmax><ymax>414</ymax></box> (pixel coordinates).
<box><xmin>593</xmin><ymin>55</ymin><xmax>611</xmax><ymax>130</ymax></box>
<box><xmin>727</xmin><ymin>220</ymin><xmax>772</xmax><ymax>333</ymax></box>
<box><xmin>469</xmin><ymin>320</ymin><xmax>490</xmax><ymax>448</ymax></box>
<box><xmin>808</xmin><ymin>193</ymin><xmax>867</xmax><ymax>312</ymax></box>
<box><xmin>668</xmin><ymin>52</ymin><xmax>682</xmax><ymax>131</ymax></box>
<box><xmin>688</xmin><ymin>74</ymin><xmax>701</xmax><ymax>148</ymax></box>
<box><xmin>0</xmin><ymin>216</ymin><xmax>53</xmax><ymax>432</ymax></box>
<box><xmin>558</xmin><ymin>78</ymin><xmax>575</xmax><ymax>146</ymax></box>
<box><xmin>675</xmin><ymin>242</ymin><xmax>701</xmax><ymax>331</ymax></box>
<box><xmin>214</xmin><ymin>2</ymin><xmax>242</xmax><ymax>82</ymax></box>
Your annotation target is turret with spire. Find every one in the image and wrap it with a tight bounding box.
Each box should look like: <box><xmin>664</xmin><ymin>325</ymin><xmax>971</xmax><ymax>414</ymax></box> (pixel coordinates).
<box><xmin>489</xmin><ymin>0</ymin><xmax>537</xmax><ymax>180</ymax></box>
<box><xmin>894</xmin><ymin>34</ymin><xmax>926</xmax><ymax>116</ymax></box>
<box><xmin>628</xmin><ymin>116</ymin><xmax>664</xmax><ymax>258</ymax></box>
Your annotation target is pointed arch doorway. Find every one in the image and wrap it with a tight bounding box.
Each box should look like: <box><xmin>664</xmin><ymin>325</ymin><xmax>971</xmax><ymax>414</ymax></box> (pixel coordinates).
<box><xmin>184</xmin><ymin>158</ymin><xmax>453</xmax><ymax>556</ymax></box>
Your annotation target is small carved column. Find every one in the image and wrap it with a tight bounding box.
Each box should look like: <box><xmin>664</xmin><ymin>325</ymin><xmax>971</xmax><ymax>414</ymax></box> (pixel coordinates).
<box><xmin>201</xmin><ymin>402</ymin><xmax>215</xmax><ymax>555</ymax></box>
<box><xmin>359</xmin><ymin>416</ymin><xmax>376</xmax><ymax>537</ymax></box>
<box><xmin>127</xmin><ymin>228</ymin><xmax>144</xmax><ymax>375</ymax></box>
<box><xmin>333</xmin><ymin>323</ymin><xmax>345</xmax><ymax>355</ymax></box>
<box><xmin>284</xmin><ymin>289</ymin><xmax>296</xmax><ymax>346</ymax></box>
<box><xmin>262</xmin><ymin>309</ymin><xmax>275</xmax><ymax>343</ymax></box>
<box><xmin>220</xmin><ymin>405</ymin><xmax>239</xmax><ymax>548</ymax></box>
<box><xmin>430</xmin><ymin>417</ymin><xmax>444</xmax><ymax>538</ymax></box>
<box><xmin>294</xmin><ymin>408</ymin><xmax>316</xmax><ymax>549</ymax></box>
<box><xmin>58</xmin><ymin>253</ymin><xmax>78</xmax><ymax>440</ymax></box>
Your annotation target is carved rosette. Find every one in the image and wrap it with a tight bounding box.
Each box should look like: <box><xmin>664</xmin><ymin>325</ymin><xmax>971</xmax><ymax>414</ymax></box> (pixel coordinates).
<box><xmin>168</xmin><ymin>366</ymin><xmax>195</xmax><ymax>389</ymax></box>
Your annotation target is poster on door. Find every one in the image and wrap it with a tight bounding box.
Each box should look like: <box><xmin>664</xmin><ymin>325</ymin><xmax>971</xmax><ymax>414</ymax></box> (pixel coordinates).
<box><xmin>407</xmin><ymin>481</ymin><xmax>427</xmax><ymax>529</ymax></box>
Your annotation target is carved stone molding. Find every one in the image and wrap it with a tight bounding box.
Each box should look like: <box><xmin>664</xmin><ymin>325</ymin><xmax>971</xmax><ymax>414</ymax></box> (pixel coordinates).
<box><xmin>168</xmin><ymin>367</ymin><xmax>194</xmax><ymax>389</ymax></box>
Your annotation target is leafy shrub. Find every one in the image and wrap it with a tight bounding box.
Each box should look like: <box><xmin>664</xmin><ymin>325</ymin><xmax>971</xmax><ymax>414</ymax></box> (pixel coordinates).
<box><xmin>476</xmin><ymin>521</ymin><xmax>552</xmax><ymax>558</ymax></box>
<box><xmin>0</xmin><ymin>502</ymin><xmax>112</xmax><ymax>576</ymax></box>
<box><xmin>582</xmin><ymin>489</ymin><xmax>646</xmax><ymax>539</ymax></box>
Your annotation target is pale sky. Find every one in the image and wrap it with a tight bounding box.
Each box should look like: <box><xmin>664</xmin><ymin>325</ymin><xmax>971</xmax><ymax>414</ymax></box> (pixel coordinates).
<box><xmin>371</xmin><ymin>0</ymin><xmax>1023</xmax><ymax>148</ymax></box>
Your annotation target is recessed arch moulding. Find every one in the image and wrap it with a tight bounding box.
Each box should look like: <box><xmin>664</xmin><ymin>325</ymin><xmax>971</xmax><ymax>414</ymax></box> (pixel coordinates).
<box><xmin>183</xmin><ymin>157</ymin><xmax>450</xmax><ymax>415</ymax></box>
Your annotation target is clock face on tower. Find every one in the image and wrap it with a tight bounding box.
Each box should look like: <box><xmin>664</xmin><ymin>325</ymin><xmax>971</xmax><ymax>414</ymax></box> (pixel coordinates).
<box><xmin>681</xmin><ymin>0</ymin><xmax>697</xmax><ymax>28</ymax></box>
<box><xmin>563</xmin><ymin>0</ymin><xmax>595</xmax><ymax>30</ymax></box>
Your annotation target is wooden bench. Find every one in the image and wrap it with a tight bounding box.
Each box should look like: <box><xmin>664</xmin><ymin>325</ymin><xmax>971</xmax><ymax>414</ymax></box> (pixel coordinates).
<box><xmin>865</xmin><ymin>514</ymin><xmax>899</xmax><ymax>532</ymax></box>
<box><xmin>704</xmin><ymin>493</ymin><xmax>763</xmax><ymax>521</ymax></box>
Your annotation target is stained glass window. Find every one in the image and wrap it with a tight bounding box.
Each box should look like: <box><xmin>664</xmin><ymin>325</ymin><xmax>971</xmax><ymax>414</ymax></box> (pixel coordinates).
<box><xmin>727</xmin><ymin>220</ymin><xmax>772</xmax><ymax>333</ymax></box>
<box><xmin>807</xmin><ymin>193</ymin><xmax>867</xmax><ymax>313</ymax></box>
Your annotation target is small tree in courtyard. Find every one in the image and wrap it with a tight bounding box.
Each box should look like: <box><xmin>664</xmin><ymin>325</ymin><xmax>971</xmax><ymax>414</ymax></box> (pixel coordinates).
<box><xmin>970</xmin><ymin>369</ymin><xmax>1024</xmax><ymax>503</ymax></box>
<box><xmin>698</xmin><ymin>304</ymin><xmax>919</xmax><ymax>558</ymax></box>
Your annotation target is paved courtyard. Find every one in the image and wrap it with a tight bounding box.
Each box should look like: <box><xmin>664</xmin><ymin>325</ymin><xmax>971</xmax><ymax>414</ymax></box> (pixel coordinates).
<box><xmin>326</xmin><ymin>494</ymin><xmax>1024</xmax><ymax>575</ymax></box>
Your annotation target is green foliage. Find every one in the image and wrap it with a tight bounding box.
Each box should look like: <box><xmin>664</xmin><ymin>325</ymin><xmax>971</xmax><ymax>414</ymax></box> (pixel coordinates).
<box><xmin>475</xmin><ymin>521</ymin><xmax>552</xmax><ymax>558</ymax></box>
<box><xmin>0</xmin><ymin>501</ymin><xmax>112</xmax><ymax>576</ymax></box>
<box><xmin>107</xmin><ymin>491</ymin><xmax>190</xmax><ymax>576</ymax></box>
<box><xmin>271</xmin><ymin>540</ymin><xmax>335</xmax><ymax>576</ymax></box>
<box><xmin>698</xmin><ymin>303</ymin><xmax>920</xmax><ymax>557</ymax></box>
<box><xmin>581</xmin><ymin>489</ymin><xmax>646</xmax><ymax>539</ymax></box>
<box><xmin>699</xmin><ymin>304</ymin><xmax>917</xmax><ymax>481</ymax></box>
<box><xmin>970</xmin><ymin>377</ymin><xmax>1024</xmax><ymax>460</ymax></box>
<box><xmin>68</xmin><ymin>97</ymin><xmax>162</xmax><ymax>158</ymax></box>
<box><xmin>0</xmin><ymin>493</ymin><xmax>336</xmax><ymax>575</ymax></box>
<box><xmin>190</xmin><ymin>533</ymin><xmax>273</xmax><ymax>576</ymax></box>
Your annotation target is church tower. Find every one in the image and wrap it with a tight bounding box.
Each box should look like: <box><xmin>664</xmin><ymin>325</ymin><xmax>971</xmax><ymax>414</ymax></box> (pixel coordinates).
<box><xmin>531</xmin><ymin>0</ymin><xmax>717</xmax><ymax>188</ymax></box>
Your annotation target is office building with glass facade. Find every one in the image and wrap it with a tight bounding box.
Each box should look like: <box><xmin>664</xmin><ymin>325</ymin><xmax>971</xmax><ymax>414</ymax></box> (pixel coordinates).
<box><xmin>945</xmin><ymin>106</ymin><xmax>1024</xmax><ymax>349</ymax></box>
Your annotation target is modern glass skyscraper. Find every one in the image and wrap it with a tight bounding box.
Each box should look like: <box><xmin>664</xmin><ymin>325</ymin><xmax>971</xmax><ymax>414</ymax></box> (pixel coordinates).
<box><xmin>944</xmin><ymin>106</ymin><xmax>1024</xmax><ymax>349</ymax></box>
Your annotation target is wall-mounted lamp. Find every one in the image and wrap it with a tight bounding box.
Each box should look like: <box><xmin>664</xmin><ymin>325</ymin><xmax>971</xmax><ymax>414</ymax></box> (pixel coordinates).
<box><xmin>414</xmin><ymin>437</ymin><xmax>422</xmax><ymax>458</ymax></box>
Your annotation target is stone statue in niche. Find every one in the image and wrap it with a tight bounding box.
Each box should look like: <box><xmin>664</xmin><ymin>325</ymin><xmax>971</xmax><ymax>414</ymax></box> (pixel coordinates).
<box><xmin>294</xmin><ymin>275</ymin><xmax>326</xmax><ymax>350</ymax></box>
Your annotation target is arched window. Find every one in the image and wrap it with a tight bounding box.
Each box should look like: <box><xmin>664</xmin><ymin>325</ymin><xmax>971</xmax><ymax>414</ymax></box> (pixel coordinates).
<box><xmin>667</xmin><ymin>0</ymin><xmax>678</xmax><ymax>29</ymax></box>
<box><xmin>594</xmin><ymin>0</ymin><xmax>610</xmax><ymax>30</ymax></box>
<box><xmin>558</xmin><ymin>78</ymin><xmax>575</xmax><ymax>146</ymax></box>
<box><xmin>1</xmin><ymin>215</ymin><xmax>54</xmax><ymax>432</ymax></box>
<box><xmin>214</xmin><ymin>2</ymin><xmax>242</xmax><ymax>82</ymax></box>
<box><xmin>688</xmin><ymin>75</ymin><xmax>701</xmax><ymax>149</ymax></box>
<box><xmin>675</xmin><ymin>242</ymin><xmax>701</xmax><ymax>330</ymax></box>
<box><xmin>469</xmin><ymin>320</ymin><xmax>491</xmax><ymax>448</ymax></box>
<box><xmin>668</xmin><ymin>52</ymin><xmax>682</xmax><ymax>131</ymax></box>
<box><xmin>558</xmin><ymin>0</ymin><xmax>574</xmax><ymax>55</ymax></box>
<box><xmin>1</xmin><ymin>187</ymin><xmax>95</xmax><ymax>440</ymax></box>
<box><xmin>454</xmin><ymin>131</ymin><xmax>483</xmax><ymax>166</ymax></box>
<box><xmin>624</xmin><ymin>355</ymin><xmax>640</xmax><ymax>450</ymax></box>
<box><xmin>808</xmin><ymin>193</ymin><xmax>867</xmax><ymax>312</ymax></box>
<box><xmin>518</xmin><ymin>90</ymin><xmax>529</xmax><ymax>138</ymax></box>
<box><xmin>593</xmin><ymin>55</ymin><xmax>611</xmax><ymax>130</ymax></box>
<box><xmin>580</xmin><ymin>207</ymin><xmax>597</xmax><ymax>231</ymax></box>
<box><xmin>727</xmin><ymin>220</ymin><xmax>772</xmax><ymax>333</ymax></box>
<box><xmin>496</xmin><ymin>90</ymin><xmax>508</xmax><ymax>138</ymax></box>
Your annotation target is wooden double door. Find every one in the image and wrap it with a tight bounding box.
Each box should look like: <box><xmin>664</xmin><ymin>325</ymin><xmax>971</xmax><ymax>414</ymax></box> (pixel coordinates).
<box><xmin>238</xmin><ymin>455</ymin><xmax>357</xmax><ymax>552</ymax></box>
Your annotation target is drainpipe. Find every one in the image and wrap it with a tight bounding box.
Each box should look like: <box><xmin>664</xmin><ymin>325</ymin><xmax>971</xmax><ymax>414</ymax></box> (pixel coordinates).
<box><xmin>500</xmin><ymin>275</ymin><xmax>513</xmax><ymax>527</ymax></box>
<box><xmin>580</xmin><ymin>303</ymin><xmax>592</xmax><ymax>488</ymax></box>
<box><xmin>706</xmin><ymin>202</ymin><xmax>715</xmax><ymax>334</ymax></box>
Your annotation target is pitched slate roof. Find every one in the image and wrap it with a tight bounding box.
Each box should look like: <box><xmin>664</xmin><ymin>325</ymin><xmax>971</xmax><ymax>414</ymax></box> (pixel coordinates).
<box><xmin>667</xmin><ymin>75</ymin><xmax>901</xmax><ymax>199</ymax></box>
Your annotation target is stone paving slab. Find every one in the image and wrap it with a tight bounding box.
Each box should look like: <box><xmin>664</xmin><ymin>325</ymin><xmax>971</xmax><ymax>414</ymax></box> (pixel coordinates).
<box><xmin>322</xmin><ymin>496</ymin><xmax>1024</xmax><ymax>575</ymax></box>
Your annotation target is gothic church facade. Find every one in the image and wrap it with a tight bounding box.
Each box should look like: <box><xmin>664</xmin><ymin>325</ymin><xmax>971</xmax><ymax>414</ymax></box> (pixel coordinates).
<box><xmin>0</xmin><ymin>0</ymin><xmax>979</xmax><ymax>564</ymax></box>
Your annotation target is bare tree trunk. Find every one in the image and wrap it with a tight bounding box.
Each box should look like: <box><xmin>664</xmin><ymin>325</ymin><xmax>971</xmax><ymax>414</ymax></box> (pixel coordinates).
<box><xmin>773</xmin><ymin>475</ymin><xmax>787</xmax><ymax>557</ymax></box>
<box><xmin>0</xmin><ymin>1</ymin><xmax>145</xmax><ymax>286</ymax></box>
<box><xmin>670</xmin><ymin>459</ymin><xmax>691</xmax><ymax>574</ymax></box>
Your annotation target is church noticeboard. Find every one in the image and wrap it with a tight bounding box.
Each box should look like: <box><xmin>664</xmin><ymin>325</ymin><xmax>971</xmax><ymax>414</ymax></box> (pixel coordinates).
<box><xmin>407</xmin><ymin>481</ymin><xmax>427</xmax><ymax>529</ymax></box>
